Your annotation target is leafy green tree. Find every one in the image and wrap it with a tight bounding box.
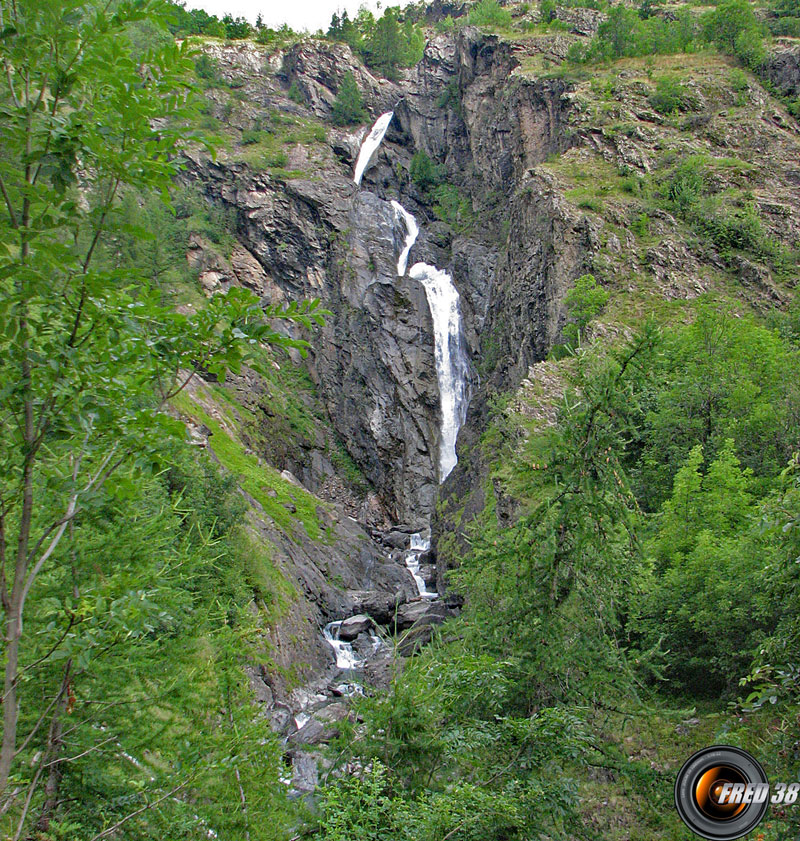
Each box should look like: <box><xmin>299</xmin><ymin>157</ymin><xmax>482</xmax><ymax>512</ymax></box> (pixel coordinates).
<box><xmin>365</xmin><ymin>8</ymin><xmax>405</xmax><ymax>78</ymax></box>
<box><xmin>561</xmin><ymin>273</ymin><xmax>609</xmax><ymax>346</ymax></box>
<box><xmin>635</xmin><ymin>303</ymin><xmax>800</xmax><ymax>508</ymax></box>
<box><xmin>0</xmin><ymin>0</ymin><xmax>322</xmax><ymax>829</ymax></box>
<box><xmin>705</xmin><ymin>0</ymin><xmax>763</xmax><ymax>53</ymax></box>
<box><xmin>222</xmin><ymin>12</ymin><xmax>252</xmax><ymax>39</ymax></box>
<box><xmin>636</xmin><ymin>441</ymin><xmax>769</xmax><ymax>694</ymax></box>
<box><xmin>331</xmin><ymin>70</ymin><xmax>367</xmax><ymax>125</ymax></box>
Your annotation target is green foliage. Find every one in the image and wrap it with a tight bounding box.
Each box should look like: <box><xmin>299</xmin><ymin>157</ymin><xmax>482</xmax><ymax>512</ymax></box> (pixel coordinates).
<box><xmin>648</xmin><ymin>76</ymin><xmax>699</xmax><ymax>115</ymax></box>
<box><xmin>633</xmin><ymin>302</ymin><xmax>800</xmax><ymax>509</ymax></box>
<box><xmin>409</xmin><ymin>150</ymin><xmax>445</xmax><ymax>190</ymax></box>
<box><xmin>574</xmin><ymin>4</ymin><xmax>701</xmax><ymax>61</ymax></box>
<box><xmin>469</xmin><ymin>0</ymin><xmax>513</xmax><ymax>27</ymax></box>
<box><xmin>0</xmin><ymin>2</ymin><xmax>325</xmax><ymax>833</ymax></box>
<box><xmin>222</xmin><ymin>12</ymin><xmax>252</xmax><ymax>39</ymax></box>
<box><xmin>705</xmin><ymin>0</ymin><xmax>762</xmax><ymax>54</ymax></box>
<box><xmin>561</xmin><ymin>273</ymin><xmax>610</xmax><ymax>346</ymax></box>
<box><xmin>288</xmin><ymin>79</ymin><xmax>304</xmax><ymax>103</ymax></box>
<box><xmin>635</xmin><ymin>441</ymin><xmax>768</xmax><ymax>694</ymax></box>
<box><xmin>328</xmin><ymin>7</ymin><xmax>425</xmax><ymax>79</ymax></box>
<box><xmin>432</xmin><ymin>184</ymin><xmax>474</xmax><ymax>231</ymax></box>
<box><xmin>316</xmin><ymin>651</ymin><xmax>587</xmax><ymax>840</ymax></box>
<box><xmin>194</xmin><ymin>52</ymin><xmax>219</xmax><ymax>82</ymax></box>
<box><xmin>331</xmin><ymin>71</ymin><xmax>367</xmax><ymax>125</ymax></box>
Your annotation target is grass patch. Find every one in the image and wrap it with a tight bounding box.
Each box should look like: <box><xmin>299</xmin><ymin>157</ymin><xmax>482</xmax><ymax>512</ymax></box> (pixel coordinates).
<box><xmin>172</xmin><ymin>391</ymin><xmax>325</xmax><ymax>540</ymax></box>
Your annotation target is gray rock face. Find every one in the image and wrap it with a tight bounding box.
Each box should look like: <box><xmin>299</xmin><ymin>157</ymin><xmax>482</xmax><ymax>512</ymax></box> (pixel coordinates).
<box><xmin>764</xmin><ymin>45</ymin><xmax>800</xmax><ymax>100</ymax></box>
<box><xmin>280</xmin><ymin>40</ymin><xmax>401</xmax><ymax>120</ymax></box>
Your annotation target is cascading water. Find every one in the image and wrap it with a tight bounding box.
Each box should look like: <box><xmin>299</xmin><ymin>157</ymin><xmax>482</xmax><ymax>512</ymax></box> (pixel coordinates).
<box><xmin>391</xmin><ymin>200</ymin><xmax>419</xmax><ymax>276</ymax></box>
<box><xmin>321</xmin><ymin>117</ymin><xmax>471</xmax><ymax>665</ymax></box>
<box><xmin>323</xmin><ymin>621</ymin><xmax>363</xmax><ymax>670</ymax></box>
<box><xmin>353</xmin><ymin>111</ymin><xmax>393</xmax><ymax>187</ymax></box>
<box><xmin>405</xmin><ymin>532</ymin><xmax>437</xmax><ymax>599</ymax></box>
<box><xmin>409</xmin><ymin>262</ymin><xmax>470</xmax><ymax>481</ymax></box>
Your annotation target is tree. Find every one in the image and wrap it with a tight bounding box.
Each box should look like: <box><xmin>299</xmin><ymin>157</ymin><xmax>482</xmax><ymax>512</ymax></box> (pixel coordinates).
<box><xmin>561</xmin><ymin>273</ymin><xmax>609</xmax><ymax>346</ymax></box>
<box><xmin>331</xmin><ymin>70</ymin><xmax>367</xmax><ymax>125</ymax></box>
<box><xmin>637</xmin><ymin>441</ymin><xmax>766</xmax><ymax>694</ymax></box>
<box><xmin>0</xmin><ymin>0</ymin><xmax>322</xmax><ymax>828</ymax></box>
<box><xmin>409</xmin><ymin>150</ymin><xmax>444</xmax><ymax>191</ymax></box>
<box><xmin>706</xmin><ymin>0</ymin><xmax>762</xmax><ymax>53</ymax></box>
<box><xmin>365</xmin><ymin>8</ymin><xmax>404</xmax><ymax>78</ymax></box>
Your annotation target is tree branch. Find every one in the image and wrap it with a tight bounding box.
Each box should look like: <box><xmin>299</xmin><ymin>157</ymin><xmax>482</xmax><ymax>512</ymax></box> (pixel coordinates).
<box><xmin>87</xmin><ymin>780</ymin><xmax>190</xmax><ymax>841</ymax></box>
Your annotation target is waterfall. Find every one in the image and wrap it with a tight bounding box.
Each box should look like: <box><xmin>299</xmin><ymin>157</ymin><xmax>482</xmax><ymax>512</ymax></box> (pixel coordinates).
<box><xmin>353</xmin><ymin>111</ymin><xmax>393</xmax><ymax>187</ymax></box>
<box><xmin>409</xmin><ymin>262</ymin><xmax>470</xmax><ymax>481</ymax></box>
<box><xmin>391</xmin><ymin>200</ymin><xmax>419</xmax><ymax>276</ymax></box>
<box><xmin>323</xmin><ymin>621</ymin><xmax>363</xmax><ymax>669</ymax></box>
<box><xmin>405</xmin><ymin>532</ymin><xmax>437</xmax><ymax>599</ymax></box>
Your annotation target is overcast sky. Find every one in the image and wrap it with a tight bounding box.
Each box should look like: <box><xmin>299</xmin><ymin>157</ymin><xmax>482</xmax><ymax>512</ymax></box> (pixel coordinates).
<box><xmin>183</xmin><ymin>0</ymin><xmax>413</xmax><ymax>32</ymax></box>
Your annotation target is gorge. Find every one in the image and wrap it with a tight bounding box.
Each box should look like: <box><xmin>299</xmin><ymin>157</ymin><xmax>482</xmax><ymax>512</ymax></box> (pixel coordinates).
<box><xmin>3</xmin><ymin>1</ymin><xmax>800</xmax><ymax>836</ymax></box>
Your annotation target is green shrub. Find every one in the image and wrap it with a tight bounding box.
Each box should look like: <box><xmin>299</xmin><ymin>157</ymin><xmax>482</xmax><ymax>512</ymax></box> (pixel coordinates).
<box><xmin>288</xmin><ymin>80</ymin><xmax>304</xmax><ymax>104</ymax></box>
<box><xmin>734</xmin><ymin>27</ymin><xmax>766</xmax><ymax>70</ymax></box>
<box><xmin>665</xmin><ymin>155</ymin><xmax>707</xmax><ymax>211</ymax></box>
<box><xmin>648</xmin><ymin>76</ymin><xmax>699</xmax><ymax>114</ymax></box>
<box><xmin>705</xmin><ymin>0</ymin><xmax>762</xmax><ymax>53</ymax></box>
<box><xmin>266</xmin><ymin>150</ymin><xmax>289</xmax><ymax>168</ymax></box>
<box><xmin>561</xmin><ymin>273</ymin><xmax>609</xmax><ymax>346</ymax></box>
<box><xmin>194</xmin><ymin>53</ymin><xmax>218</xmax><ymax>82</ymax></box>
<box><xmin>434</xmin><ymin>14</ymin><xmax>456</xmax><ymax>32</ymax></box>
<box><xmin>728</xmin><ymin>68</ymin><xmax>749</xmax><ymax>105</ymax></box>
<box><xmin>469</xmin><ymin>0</ymin><xmax>512</xmax><ymax>27</ymax></box>
<box><xmin>241</xmin><ymin>128</ymin><xmax>262</xmax><ymax>145</ymax></box>
<box><xmin>222</xmin><ymin>13</ymin><xmax>251</xmax><ymax>39</ymax></box>
<box><xmin>432</xmin><ymin>184</ymin><xmax>474</xmax><ymax>230</ymax></box>
<box><xmin>409</xmin><ymin>150</ymin><xmax>444</xmax><ymax>191</ymax></box>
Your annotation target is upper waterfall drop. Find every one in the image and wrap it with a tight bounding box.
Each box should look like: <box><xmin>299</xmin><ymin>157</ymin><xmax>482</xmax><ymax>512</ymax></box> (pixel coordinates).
<box><xmin>409</xmin><ymin>262</ymin><xmax>470</xmax><ymax>482</ymax></box>
<box><xmin>353</xmin><ymin>112</ymin><xmax>393</xmax><ymax>186</ymax></box>
<box><xmin>391</xmin><ymin>200</ymin><xmax>419</xmax><ymax>276</ymax></box>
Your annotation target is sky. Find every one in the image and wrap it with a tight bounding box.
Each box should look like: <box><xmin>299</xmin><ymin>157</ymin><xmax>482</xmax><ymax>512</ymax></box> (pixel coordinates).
<box><xmin>183</xmin><ymin>0</ymin><xmax>413</xmax><ymax>32</ymax></box>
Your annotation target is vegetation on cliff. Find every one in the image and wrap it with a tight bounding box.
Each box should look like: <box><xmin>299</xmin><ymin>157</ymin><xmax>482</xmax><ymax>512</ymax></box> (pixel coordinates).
<box><xmin>0</xmin><ymin>0</ymin><xmax>798</xmax><ymax>838</ymax></box>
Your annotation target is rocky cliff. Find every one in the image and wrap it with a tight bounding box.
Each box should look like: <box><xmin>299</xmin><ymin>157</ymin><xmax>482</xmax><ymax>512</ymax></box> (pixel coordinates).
<box><xmin>177</xmin><ymin>25</ymin><xmax>800</xmax><ymax>759</ymax></box>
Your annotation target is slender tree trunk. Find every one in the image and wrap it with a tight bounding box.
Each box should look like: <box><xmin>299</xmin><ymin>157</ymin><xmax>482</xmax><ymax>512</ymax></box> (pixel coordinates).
<box><xmin>30</xmin><ymin>662</ymin><xmax>71</xmax><ymax>838</ymax></box>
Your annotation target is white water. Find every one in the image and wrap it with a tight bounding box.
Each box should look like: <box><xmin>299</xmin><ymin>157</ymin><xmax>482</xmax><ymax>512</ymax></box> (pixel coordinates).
<box><xmin>323</xmin><ymin>621</ymin><xmax>363</xmax><ymax>669</ymax></box>
<box><xmin>353</xmin><ymin>111</ymin><xmax>394</xmax><ymax>186</ymax></box>
<box><xmin>405</xmin><ymin>532</ymin><xmax>438</xmax><ymax>599</ymax></box>
<box><xmin>391</xmin><ymin>200</ymin><xmax>420</xmax><ymax>276</ymax></box>
<box><xmin>409</xmin><ymin>262</ymin><xmax>470</xmax><ymax>481</ymax></box>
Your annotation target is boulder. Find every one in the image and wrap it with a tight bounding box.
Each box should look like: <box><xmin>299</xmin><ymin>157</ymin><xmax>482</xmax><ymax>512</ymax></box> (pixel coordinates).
<box><xmin>383</xmin><ymin>530</ymin><xmax>410</xmax><ymax>550</ymax></box>
<box><xmin>393</xmin><ymin>600</ymin><xmax>451</xmax><ymax>631</ymax></box>
<box><xmin>346</xmin><ymin>589</ymin><xmax>409</xmax><ymax>624</ymax></box>
<box><xmin>337</xmin><ymin>614</ymin><xmax>373</xmax><ymax>641</ymax></box>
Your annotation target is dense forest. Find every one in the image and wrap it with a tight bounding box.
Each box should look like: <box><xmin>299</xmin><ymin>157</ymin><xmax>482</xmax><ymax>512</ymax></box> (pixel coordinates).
<box><xmin>0</xmin><ymin>0</ymin><xmax>798</xmax><ymax>839</ymax></box>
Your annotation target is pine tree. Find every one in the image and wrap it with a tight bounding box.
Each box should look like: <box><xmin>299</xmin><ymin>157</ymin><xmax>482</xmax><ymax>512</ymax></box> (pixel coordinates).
<box><xmin>331</xmin><ymin>71</ymin><xmax>366</xmax><ymax>125</ymax></box>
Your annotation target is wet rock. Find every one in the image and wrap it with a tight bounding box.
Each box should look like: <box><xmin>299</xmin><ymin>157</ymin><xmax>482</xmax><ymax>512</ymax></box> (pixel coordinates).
<box><xmin>393</xmin><ymin>600</ymin><xmax>451</xmax><ymax>631</ymax></box>
<box><xmin>338</xmin><ymin>614</ymin><xmax>374</xmax><ymax>641</ymax></box>
<box><xmin>382</xmin><ymin>530</ymin><xmax>410</xmax><ymax>550</ymax></box>
<box><xmin>288</xmin><ymin>718</ymin><xmax>337</xmax><ymax>746</ymax></box>
<box><xmin>419</xmin><ymin>564</ymin><xmax>437</xmax><ymax>589</ymax></box>
<box><xmin>346</xmin><ymin>589</ymin><xmax>408</xmax><ymax>624</ymax></box>
<box><xmin>312</xmin><ymin>701</ymin><xmax>350</xmax><ymax>723</ymax></box>
<box><xmin>397</xmin><ymin>623</ymin><xmax>436</xmax><ymax>656</ymax></box>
